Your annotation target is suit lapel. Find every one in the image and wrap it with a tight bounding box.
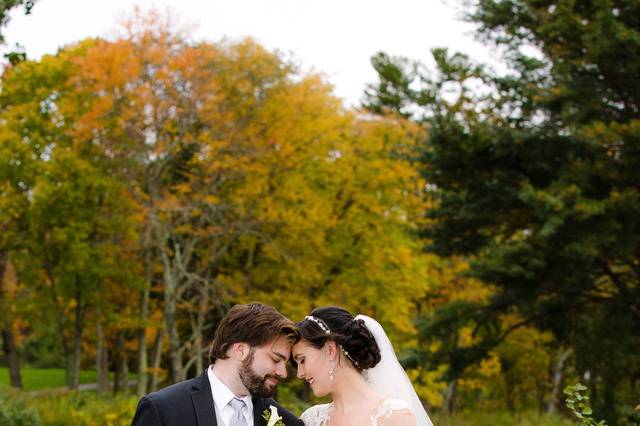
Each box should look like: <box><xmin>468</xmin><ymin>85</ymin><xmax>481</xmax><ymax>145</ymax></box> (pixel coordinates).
<box><xmin>191</xmin><ymin>371</ymin><xmax>218</xmax><ymax>426</ymax></box>
<box><xmin>252</xmin><ymin>398</ymin><xmax>266</xmax><ymax>426</ymax></box>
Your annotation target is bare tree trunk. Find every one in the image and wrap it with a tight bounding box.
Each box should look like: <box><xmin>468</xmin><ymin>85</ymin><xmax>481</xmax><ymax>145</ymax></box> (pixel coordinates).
<box><xmin>184</xmin><ymin>283</ymin><xmax>211</xmax><ymax>377</ymax></box>
<box><xmin>70</xmin><ymin>279</ymin><xmax>84</xmax><ymax>390</ymax></box>
<box><xmin>114</xmin><ymin>331</ymin><xmax>125</xmax><ymax>393</ymax></box>
<box><xmin>136</xmin><ymin>257</ymin><xmax>151</xmax><ymax>396</ymax></box>
<box><xmin>44</xmin><ymin>267</ymin><xmax>72</xmax><ymax>388</ymax></box>
<box><xmin>184</xmin><ymin>282</ymin><xmax>210</xmax><ymax>377</ymax></box>
<box><xmin>154</xmin><ymin>210</ymin><xmax>204</xmax><ymax>385</ymax></box>
<box><xmin>96</xmin><ymin>319</ymin><xmax>110</xmax><ymax>394</ymax></box>
<box><xmin>160</xmin><ymin>243</ymin><xmax>184</xmax><ymax>384</ymax></box>
<box><xmin>136</xmin><ymin>323</ymin><xmax>148</xmax><ymax>395</ymax></box>
<box><xmin>165</xmin><ymin>286</ymin><xmax>182</xmax><ymax>383</ymax></box>
<box><xmin>194</xmin><ymin>290</ymin><xmax>206</xmax><ymax>375</ymax></box>
<box><xmin>62</xmin><ymin>323</ymin><xmax>71</xmax><ymax>388</ymax></box>
<box><xmin>443</xmin><ymin>379</ymin><xmax>457</xmax><ymax>415</ymax></box>
<box><xmin>149</xmin><ymin>328</ymin><xmax>164</xmax><ymax>392</ymax></box>
<box><xmin>2</xmin><ymin>327</ymin><xmax>22</xmax><ymax>388</ymax></box>
<box><xmin>547</xmin><ymin>347</ymin><xmax>573</xmax><ymax>414</ymax></box>
<box><xmin>71</xmin><ymin>333</ymin><xmax>82</xmax><ymax>389</ymax></box>
<box><xmin>0</xmin><ymin>254</ymin><xmax>22</xmax><ymax>389</ymax></box>
<box><xmin>122</xmin><ymin>346</ymin><xmax>129</xmax><ymax>394</ymax></box>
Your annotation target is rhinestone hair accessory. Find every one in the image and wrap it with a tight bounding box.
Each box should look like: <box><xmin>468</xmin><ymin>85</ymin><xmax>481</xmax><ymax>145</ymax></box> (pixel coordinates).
<box><xmin>305</xmin><ymin>315</ymin><xmax>330</xmax><ymax>334</ymax></box>
<box><xmin>341</xmin><ymin>347</ymin><xmax>360</xmax><ymax>368</ymax></box>
<box><xmin>305</xmin><ymin>315</ymin><xmax>360</xmax><ymax>368</ymax></box>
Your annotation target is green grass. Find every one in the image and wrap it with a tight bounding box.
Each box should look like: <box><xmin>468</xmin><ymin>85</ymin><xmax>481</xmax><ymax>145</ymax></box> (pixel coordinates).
<box><xmin>0</xmin><ymin>368</ymin><xmax>103</xmax><ymax>391</ymax></box>
<box><xmin>431</xmin><ymin>410</ymin><xmax>574</xmax><ymax>426</ymax></box>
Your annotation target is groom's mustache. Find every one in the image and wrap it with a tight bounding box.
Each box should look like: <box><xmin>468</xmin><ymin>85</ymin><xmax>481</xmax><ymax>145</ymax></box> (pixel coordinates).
<box><xmin>264</xmin><ymin>374</ymin><xmax>281</xmax><ymax>383</ymax></box>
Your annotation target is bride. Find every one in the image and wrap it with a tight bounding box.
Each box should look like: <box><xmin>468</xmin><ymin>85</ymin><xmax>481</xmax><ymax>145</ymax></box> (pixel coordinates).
<box><xmin>293</xmin><ymin>307</ymin><xmax>433</xmax><ymax>426</ymax></box>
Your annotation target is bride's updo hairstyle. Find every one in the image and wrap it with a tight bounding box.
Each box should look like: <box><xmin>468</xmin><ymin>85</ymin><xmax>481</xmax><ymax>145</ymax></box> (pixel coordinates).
<box><xmin>296</xmin><ymin>306</ymin><xmax>381</xmax><ymax>370</ymax></box>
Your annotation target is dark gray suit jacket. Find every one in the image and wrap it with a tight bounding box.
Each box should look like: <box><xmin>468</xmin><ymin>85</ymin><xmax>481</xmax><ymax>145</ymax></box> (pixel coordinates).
<box><xmin>131</xmin><ymin>371</ymin><xmax>304</xmax><ymax>426</ymax></box>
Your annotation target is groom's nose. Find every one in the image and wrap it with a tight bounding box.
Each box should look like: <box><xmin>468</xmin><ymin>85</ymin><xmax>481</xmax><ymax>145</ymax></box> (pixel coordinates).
<box><xmin>275</xmin><ymin>360</ymin><xmax>287</xmax><ymax>378</ymax></box>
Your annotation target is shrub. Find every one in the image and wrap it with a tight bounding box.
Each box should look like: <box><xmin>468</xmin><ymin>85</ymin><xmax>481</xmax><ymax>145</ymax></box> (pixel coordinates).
<box><xmin>30</xmin><ymin>392</ymin><xmax>138</xmax><ymax>426</ymax></box>
<box><xmin>0</xmin><ymin>391</ymin><xmax>42</xmax><ymax>426</ymax></box>
<box><xmin>563</xmin><ymin>383</ymin><xmax>607</xmax><ymax>426</ymax></box>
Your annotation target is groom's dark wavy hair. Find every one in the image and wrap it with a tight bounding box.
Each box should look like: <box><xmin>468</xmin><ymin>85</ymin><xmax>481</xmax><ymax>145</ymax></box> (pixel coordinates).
<box><xmin>209</xmin><ymin>302</ymin><xmax>298</xmax><ymax>363</ymax></box>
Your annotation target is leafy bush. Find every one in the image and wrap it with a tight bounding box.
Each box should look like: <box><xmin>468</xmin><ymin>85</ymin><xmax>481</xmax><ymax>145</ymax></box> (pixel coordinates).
<box><xmin>563</xmin><ymin>383</ymin><xmax>607</xmax><ymax>426</ymax></box>
<box><xmin>30</xmin><ymin>392</ymin><xmax>138</xmax><ymax>426</ymax></box>
<box><xmin>0</xmin><ymin>391</ymin><xmax>41</xmax><ymax>426</ymax></box>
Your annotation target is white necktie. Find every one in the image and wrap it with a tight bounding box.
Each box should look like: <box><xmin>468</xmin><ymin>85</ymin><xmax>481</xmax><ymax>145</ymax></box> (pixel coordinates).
<box><xmin>228</xmin><ymin>397</ymin><xmax>248</xmax><ymax>426</ymax></box>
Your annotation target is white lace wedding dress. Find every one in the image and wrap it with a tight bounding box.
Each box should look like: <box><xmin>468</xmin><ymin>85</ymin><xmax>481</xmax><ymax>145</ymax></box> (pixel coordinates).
<box><xmin>300</xmin><ymin>398</ymin><xmax>412</xmax><ymax>426</ymax></box>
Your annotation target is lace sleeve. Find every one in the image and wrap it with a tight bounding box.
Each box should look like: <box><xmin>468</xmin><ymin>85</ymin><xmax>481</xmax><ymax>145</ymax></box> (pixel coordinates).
<box><xmin>300</xmin><ymin>403</ymin><xmax>330</xmax><ymax>426</ymax></box>
<box><xmin>370</xmin><ymin>399</ymin><xmax>414</xmax><ymax>426</ymax></box>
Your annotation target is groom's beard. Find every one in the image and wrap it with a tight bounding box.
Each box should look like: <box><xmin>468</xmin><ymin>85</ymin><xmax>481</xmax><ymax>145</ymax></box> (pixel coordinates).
<box><xmin>239</xmin><ymin>350</ymin><xmax>280</xmax><ymax>398</ymax></box>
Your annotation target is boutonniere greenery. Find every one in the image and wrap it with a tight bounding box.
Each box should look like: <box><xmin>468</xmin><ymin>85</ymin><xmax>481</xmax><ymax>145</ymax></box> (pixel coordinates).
<box><xmin>263</xmin><ymin>404</ymin><xmax>285</xmax><ymax>426</ymax></box>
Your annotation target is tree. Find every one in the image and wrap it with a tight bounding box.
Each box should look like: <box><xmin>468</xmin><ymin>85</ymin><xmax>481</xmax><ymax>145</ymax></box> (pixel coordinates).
<box><xmin>0</xmin><ymin>0</ymin><xmax>41</xmax><ymax>389</ymax></box>
<box><xmin>26</xmin><ymin>151</ymin><xmax>136</xmax><ymax>389</ymax></box>
<box><xmin>0</xmin><ymin>9</ymin><xmax>436</xmax><ymax>396</ymax></box>
<box><xmin>0</xmin><ymin>50</ymin><xmax>49</xmax><ymax>388</ymax></box>
<box><xmin>66</xmin><ymin>10</ymin><xmax>434</xmax><ymax>389</ymax></box>
<box><xmin>0</xmin><ymin>40</ymin><xmax>139</xmax><ymax>389</ymax></box>
<box><xmin>365</xmin><ymin>0</ymin><xmax>640</xmax><ymax>422</ymax></box>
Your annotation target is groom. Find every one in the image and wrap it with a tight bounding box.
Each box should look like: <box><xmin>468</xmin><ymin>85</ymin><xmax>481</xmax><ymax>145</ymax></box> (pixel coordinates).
<box><xmin>131</xmin><ymin>302</ymin><xmax>304</xmax><ymax>426</ymax></box>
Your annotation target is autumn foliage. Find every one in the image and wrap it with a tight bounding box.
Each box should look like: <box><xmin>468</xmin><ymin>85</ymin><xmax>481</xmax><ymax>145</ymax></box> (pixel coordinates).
<box><xmin>0</xmin><ymin>10</ymin><xmax>434</xmax><ymax>401</ymax></box>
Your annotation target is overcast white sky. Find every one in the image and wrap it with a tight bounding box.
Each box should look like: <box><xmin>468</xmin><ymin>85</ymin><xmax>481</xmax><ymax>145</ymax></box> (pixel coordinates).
<box><xmin>1</xmin><ymin>0</ymin><xmax>499</xmax><ymax>108</ymax></box>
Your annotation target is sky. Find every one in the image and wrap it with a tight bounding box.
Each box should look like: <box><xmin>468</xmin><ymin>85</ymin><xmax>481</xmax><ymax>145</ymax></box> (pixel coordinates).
<box><xmin>1</xmin><ymin>0</ymin><xmax>500</xmax><ymax>108</ymax></box>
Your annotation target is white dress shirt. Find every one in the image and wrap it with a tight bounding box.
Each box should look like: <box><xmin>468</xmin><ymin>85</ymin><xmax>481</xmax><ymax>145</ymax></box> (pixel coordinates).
<box><xmin>207</xmin><ymin>365</ymin><xmax>254</xmax><ymax>426</ymax></box>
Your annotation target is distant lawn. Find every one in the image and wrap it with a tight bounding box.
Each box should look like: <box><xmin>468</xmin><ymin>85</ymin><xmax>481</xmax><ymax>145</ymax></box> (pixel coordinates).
<box><xmin>432</xmin><ymin>410</ymin><xmax>573</xmax><ymax>426</ymax></box>
<box><xmin>0</xmin><ymin>368</ymin><xmax>104</xmax><ymax>391</ymax></box>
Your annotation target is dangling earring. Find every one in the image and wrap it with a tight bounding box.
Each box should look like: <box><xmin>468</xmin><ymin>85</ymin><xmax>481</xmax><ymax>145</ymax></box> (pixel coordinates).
<box><xmin>328</xmin><ymin>364</ymin><xmax>336</xmax><ymax>381</ymax></box>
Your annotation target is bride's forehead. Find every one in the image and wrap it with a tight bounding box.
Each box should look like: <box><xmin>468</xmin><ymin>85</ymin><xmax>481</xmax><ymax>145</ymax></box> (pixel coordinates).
<box><xmin>292</xmin><ymin>339</ymin><xmax>317</xmax><ymax>353</ymax></box>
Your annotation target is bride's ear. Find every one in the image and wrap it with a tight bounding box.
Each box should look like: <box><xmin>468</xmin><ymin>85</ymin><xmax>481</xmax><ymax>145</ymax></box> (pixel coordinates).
<box><xmin>324</xmin><ymin>340</ymin><xmax>338</xmax><ymax>361</ymax></box>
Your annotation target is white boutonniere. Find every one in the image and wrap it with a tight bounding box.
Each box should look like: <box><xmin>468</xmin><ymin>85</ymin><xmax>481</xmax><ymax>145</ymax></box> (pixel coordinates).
<box><xmin>263</xmin><ymin>404</ymin><xmax>285</xmax><ymax>426</ymax></box>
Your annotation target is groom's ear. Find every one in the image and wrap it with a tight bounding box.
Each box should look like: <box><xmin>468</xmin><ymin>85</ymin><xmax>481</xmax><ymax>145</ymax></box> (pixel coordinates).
<box><xmin>230</xmin><ymin>342</ymin><xmax>251</xmax><ymax>361</ymax></box>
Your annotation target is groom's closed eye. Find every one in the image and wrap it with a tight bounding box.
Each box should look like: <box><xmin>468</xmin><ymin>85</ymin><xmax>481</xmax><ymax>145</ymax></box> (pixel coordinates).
<box><xmin>272</xmin><ymin>351</ymin><xmax>287</xmax><ymax>362</ymax></box>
